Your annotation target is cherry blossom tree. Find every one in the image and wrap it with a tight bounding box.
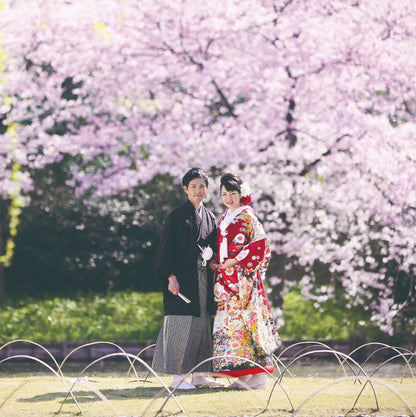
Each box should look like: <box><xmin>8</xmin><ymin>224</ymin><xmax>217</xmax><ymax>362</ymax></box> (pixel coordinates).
<box><xmin>1</xmin><ymin>0</ymin><xmax>415</xmax><ymax>333</ymax></box>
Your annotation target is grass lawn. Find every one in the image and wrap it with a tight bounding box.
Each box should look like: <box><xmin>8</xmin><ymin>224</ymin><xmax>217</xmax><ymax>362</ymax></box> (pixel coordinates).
<box><xmin>0</xmin><ymin>371</ymin><xmax>415</xmax><ymax>417</ymax></box>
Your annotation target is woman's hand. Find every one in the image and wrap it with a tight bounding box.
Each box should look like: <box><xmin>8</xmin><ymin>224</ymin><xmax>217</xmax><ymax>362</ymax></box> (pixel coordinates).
<box><xmin>168</xmin><ymin>275</ymin><xmax>180</xmax><ymax>295</ymax></box>
<box><xmin>220</xmin><ymin>258</ymin><xmax>238</xmax><ymax>269</ymax></box>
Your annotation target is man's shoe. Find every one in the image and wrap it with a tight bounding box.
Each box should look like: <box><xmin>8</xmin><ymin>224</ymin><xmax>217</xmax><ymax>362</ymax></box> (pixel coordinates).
<box><xmin>171</xmin><ymin>375</ymin><xmax>196</xmax><ymax>390</ymax></box>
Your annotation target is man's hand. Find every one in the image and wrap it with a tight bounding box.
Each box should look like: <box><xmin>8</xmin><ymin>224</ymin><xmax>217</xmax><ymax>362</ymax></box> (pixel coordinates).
<box><xmin>168</xmin><ymin>275</ymin><xmax>180</xmax><ymax>295</ymax></box>
<box><xmin>209</xmin><ymin>259</ymin><xmax>220</xmax><ymax>270</ymax></box>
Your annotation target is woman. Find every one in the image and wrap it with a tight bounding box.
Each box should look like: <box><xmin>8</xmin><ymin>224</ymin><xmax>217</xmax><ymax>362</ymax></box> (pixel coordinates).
<box><xmin>211</xmin><ymin>173</ymin><xmax>281</xmax><ymax>389</ymax></box>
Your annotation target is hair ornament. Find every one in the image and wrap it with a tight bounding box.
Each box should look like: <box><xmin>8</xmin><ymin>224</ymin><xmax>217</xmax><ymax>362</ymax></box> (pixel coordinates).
<box><xmin>240</xmin><ymin>182</ymin><xmax>251</xmax><ymax>197</ymax></box>
<box><xmin>240</xmin><ymin>182</ymin><xmax>251</xmax><ymax>205</ymax></box>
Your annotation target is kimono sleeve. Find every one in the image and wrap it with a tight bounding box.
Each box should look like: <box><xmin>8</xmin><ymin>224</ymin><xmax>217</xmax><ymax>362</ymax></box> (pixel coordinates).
<box><xmin>155</xmin><ymin>212</ymin><xmax>176</xmax><ymax>282</ymax></box>
<box><xmin>235</xmin><ymin>214</ymin><xmax>270</xmax><ymax>273</ymax></box>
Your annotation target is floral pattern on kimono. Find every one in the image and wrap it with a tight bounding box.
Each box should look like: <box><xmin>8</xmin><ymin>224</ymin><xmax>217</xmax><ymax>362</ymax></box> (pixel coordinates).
<box><xmin>213</xmin><ymin>206</ymin><xmax>281</xmax><ymax>374</ymax></box>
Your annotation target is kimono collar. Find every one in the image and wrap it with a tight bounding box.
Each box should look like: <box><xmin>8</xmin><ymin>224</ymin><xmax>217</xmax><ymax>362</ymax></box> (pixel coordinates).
<box><xmin>219</xmin><ymin>205</ymin><xmax>251</xmax><ymax>263</ymax></box>
<box><xmin>219</xmin><ymin>205</ymin><xmax>249</xmax><ymax>234</ymax></box>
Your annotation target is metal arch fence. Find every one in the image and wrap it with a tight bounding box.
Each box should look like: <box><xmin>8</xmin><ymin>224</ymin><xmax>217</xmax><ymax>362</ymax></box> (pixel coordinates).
<box><xmin>0</xmin><ymin>339</ymin><xmax>415</xmax><ymax>417</ymax></box>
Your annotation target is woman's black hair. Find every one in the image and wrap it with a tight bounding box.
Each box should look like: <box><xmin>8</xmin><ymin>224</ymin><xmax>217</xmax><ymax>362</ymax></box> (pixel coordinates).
<box><xmin>220</xmin><ymin>173</ymin><xmax>242</xmax><ymax>193</ymax></box>
<box><xmin>182</xmin><ymin>167</ymin><xmax>209</xmax><ymax>187</ymax></box>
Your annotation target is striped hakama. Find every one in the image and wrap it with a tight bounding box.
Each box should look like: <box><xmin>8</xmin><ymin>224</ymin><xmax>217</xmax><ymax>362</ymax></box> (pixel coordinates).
<box><xmin>152</xmin><ymin>257</ymin><xmax>213</xmax><ymax>374</ymax></box>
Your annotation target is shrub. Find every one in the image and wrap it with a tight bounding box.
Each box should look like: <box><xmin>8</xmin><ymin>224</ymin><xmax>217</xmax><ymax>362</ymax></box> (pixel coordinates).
<box><xmin>0</xmin><ymin>292</ymin><xmax>164</xmax><ymax>342</ymax></box>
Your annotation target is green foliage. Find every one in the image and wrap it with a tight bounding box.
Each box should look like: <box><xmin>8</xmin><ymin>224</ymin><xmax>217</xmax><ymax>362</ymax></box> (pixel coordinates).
<box><xmin>0</xmin><ymin>291</ymin><xmax>164</xmax><ymax>342</ymax></box>
<box><xmin>5</xmin><ymin>160</ymin><xmax>184</xmax><ymax>296</ymax></box>
<box><xmin>278</xmin><ymin>286</ymin><xmax>384</xmax><ymax>341</ymax></box>
<box><xmin>0</xmin><ymin>125</ymin><xmax>24</xmax><ymax>268</ymax></box>
<box><xmin>0</xmin><ymin>287</ymin><xmax>391</xmax><ymax>344</ymax></box>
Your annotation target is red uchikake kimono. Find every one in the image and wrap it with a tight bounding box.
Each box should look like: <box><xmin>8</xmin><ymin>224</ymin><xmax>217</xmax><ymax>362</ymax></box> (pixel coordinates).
<box><xmin>212</xmin><ymin>205</ymin><xmax>281</xmax><ymax>377</ymax></box>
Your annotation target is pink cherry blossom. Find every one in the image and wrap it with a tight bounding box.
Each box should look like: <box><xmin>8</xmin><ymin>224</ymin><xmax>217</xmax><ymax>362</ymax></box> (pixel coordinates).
<box><xmin>1</xmin><ymin>0</ymin><xmax>415</xmax><ymax>334</ymax></box>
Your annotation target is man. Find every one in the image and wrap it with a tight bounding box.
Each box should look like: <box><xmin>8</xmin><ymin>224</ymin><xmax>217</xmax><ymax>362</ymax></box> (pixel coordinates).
<box><xmin>152</xmin><ymin>168</ymin><xmax>223</xmax><ymax>389</ymax></box>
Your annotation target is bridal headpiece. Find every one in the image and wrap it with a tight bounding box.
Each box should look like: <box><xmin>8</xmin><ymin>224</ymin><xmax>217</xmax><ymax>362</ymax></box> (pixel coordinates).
<box><xmin>240</xmin><ymin>182</ymin><xmax>251</xmax><ymax>205</ymax></box>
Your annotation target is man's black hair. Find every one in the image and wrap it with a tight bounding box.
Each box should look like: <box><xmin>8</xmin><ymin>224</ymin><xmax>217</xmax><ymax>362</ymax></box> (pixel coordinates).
<box><xmin>182</xmin><ymin>167</ymin><xmax>209</xmax><ymax>187</ymax></box>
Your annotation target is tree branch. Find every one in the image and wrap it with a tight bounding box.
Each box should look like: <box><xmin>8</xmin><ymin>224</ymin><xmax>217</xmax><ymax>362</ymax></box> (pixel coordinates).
<box><xmin>211</xmin><ymin>80</ymin><xmax>238</xmax><ymax>118</ymax></box>
<box><xmin>299</xmin><ymin>134</ymin><xmax>350</xmax><ymax>176</ymax></box>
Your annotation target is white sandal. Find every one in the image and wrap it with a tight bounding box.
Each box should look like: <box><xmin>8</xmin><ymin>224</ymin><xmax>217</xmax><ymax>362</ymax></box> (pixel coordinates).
<box><xmin>247</xmin><ymin>373</ymin><xmax>268</xmax><ymax>389</ymax></box>
<box><xmin>228</xmin><ymin>374</ymin><xmax>252</xmax><ymax>389</ymax></box>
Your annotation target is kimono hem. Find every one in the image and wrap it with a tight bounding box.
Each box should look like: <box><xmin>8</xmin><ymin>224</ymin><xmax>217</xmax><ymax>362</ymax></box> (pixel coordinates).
<box><xmin>212</xmin><ymin>206</ymin><xmax>281</xmax><ymax>375</ymax></box>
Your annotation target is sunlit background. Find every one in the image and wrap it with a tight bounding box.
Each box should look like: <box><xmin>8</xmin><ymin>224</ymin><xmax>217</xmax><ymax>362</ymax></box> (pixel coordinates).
<box><xmin>1</xmin><ymin>0</ymin><xmax>415</xmax><ymax>344</ymax></box>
